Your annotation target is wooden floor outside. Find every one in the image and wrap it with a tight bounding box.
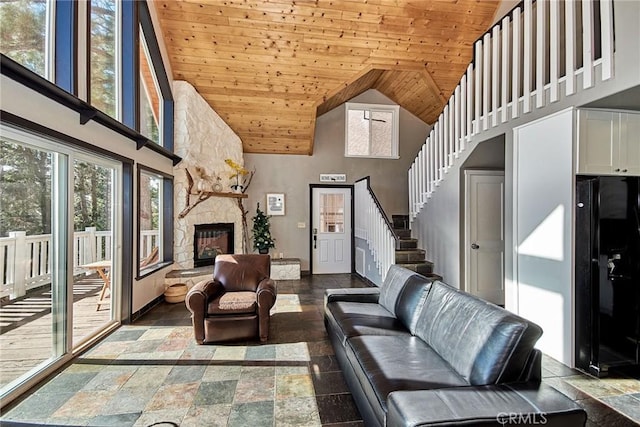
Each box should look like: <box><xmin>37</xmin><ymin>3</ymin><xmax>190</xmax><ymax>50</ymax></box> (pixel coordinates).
<box><xmin>0</xmin><ymin>275</ymin><xmax>111</xmax><ymax>390</ymax></box>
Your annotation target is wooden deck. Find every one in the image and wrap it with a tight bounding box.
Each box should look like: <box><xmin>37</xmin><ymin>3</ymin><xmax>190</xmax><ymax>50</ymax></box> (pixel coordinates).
<box><xmin>0</xmin><ymin>275</ymin><xmax>111</xmax><ymax>389</ymax></box>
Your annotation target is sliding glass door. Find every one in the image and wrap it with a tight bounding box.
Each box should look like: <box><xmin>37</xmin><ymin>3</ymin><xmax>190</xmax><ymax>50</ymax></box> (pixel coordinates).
<box><xmin>0</xmin><ymin>125</ymin><xmax>121</xmax><ymax>403</ymax></box>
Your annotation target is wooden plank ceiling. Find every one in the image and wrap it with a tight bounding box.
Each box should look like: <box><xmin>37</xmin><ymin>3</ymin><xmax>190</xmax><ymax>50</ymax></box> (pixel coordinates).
<box><xmin>155</xmin><ymin>0</ymin><xmax>500</xmax><ymax>154</ymax></box>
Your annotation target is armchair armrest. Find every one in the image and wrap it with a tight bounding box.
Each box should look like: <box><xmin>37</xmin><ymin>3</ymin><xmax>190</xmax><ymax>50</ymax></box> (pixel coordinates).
<box><xmin>257</xmin><ymin>278</ymin><xmax>277</xmax><ymax>342</ymax></box>
<box><xmin>386</xmin><ymin>383</ymin><xmax>586</xmax><ymax>427</ymax></box>
<box><xmin>186</xmin><ymin>279</ymin><xmax>223</xmax><ymax>344</ymax></box>
<box><xmin>324</xmin><ymin>287</ymin><xmax>380</xmax><ymax>307</ymax></box>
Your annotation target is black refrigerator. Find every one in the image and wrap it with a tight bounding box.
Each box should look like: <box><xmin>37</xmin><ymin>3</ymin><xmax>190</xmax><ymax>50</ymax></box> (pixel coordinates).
<box><xmin>576</xmin><ymin>176</ymin><xmax>640</xmax><ymax>377</ymax></box>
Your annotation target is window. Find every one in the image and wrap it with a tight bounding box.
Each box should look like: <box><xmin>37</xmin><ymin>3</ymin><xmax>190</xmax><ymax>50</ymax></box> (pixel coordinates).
<box><xmin>137</xmin><ymin>166</ymin><xmax>172</xmax><ymax>278</ymax></box>
<box><xmin>138</xmin><ymin>169</ymin><xmax>161</xmax><ymax>271</ymax></box>
<box><xmin>320</xmin><ymin>194</ymin><xmax>345</xmax><ymax>233</ymax></box>
<box><xmin>139</xmin><ymin>30</ymin><xmax>161</xmax><ymax>144</ymax></box>
<box><xmin>345</xmin><ymin>103</ymin><xmax>399</xmax><ymax>159</ymax></box>
<box><xmin>0</xmin><ymin>0</ymin><xmax>53</xmax><ymax>79</ymax></box>
<box><xmin>89</xmin><ymin>0</ymin><xmax>118</xmax><ymax>118</ymax></box>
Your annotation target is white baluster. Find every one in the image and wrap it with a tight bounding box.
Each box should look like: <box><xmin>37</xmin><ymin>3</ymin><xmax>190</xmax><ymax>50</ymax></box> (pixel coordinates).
<box><xmin>512</xmin><ymin>6</ymin><xmax>522</xmax><ymax>118</ymax></box>
<box><xmin>501</xmin><ymin>16</ymin><xmax>510</xmax><ymax>123</ymax></box>
<box><xmin>474</xmin><ymin>39</ymin><xmax>482</xmax><ymax>134</ymax></box>
<box><xmin>550</xmin><ymin>0</ymin><xmax>560</xmax><ymax>102</ymax></box>
<box><xmin>565</xmin><ymin>0</ymin><xmax>576</xmax><ymax>95</ymax></box>
<box><xmin>582</xmin><ymin>0</ymin><xmax>594</xmax><ymax>89</ymax></box>
<box><xmin>523</xmin><ymin>0</ymin><xmax>533</xmax><ymax>113</ymax></box>
<box><xmin>600</xmin><ymin>0</ymin><xmax>614</xmax><ymax>81</ymax></box>
<box><xmin>492</xmin><ymin>26</ymin><xmax>500</xmax><ymax>127</ymax></box>
<box><xmin>536</xmin><ymin>0</ymin><xmax>547</xmax><ymax>108</ymax></box>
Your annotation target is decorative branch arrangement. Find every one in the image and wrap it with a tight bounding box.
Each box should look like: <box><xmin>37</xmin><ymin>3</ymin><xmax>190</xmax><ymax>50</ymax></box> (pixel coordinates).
<box><xmin>178</xmin><ymin>166</ymin><xmax>255</xmax><ymax>254</ymax></box>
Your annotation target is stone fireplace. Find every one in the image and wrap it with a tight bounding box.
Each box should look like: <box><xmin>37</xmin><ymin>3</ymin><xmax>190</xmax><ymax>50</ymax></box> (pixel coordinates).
<box><xmin>172</xmin><ymin>81</ymin><xmax>245</xmax><ymax>269</ymax></box>
<box><xmin>193</xmin><ymin>223</ymin><xmax>234</xmax><ymax>267</ymax></box>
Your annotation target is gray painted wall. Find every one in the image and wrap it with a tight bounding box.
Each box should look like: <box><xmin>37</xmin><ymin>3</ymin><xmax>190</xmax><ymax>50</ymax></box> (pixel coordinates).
<box><xmin>245</xmin><ymin>89</ymin><xmax>430</xmax><ymax>271</ymax></box>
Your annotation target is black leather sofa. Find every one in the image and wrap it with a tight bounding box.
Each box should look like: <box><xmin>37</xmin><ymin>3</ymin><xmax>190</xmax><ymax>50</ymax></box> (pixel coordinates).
<box><xmin>324</xmin><ymin>265</ymin><xmax>587</xmax><ymax>426</ymax></box>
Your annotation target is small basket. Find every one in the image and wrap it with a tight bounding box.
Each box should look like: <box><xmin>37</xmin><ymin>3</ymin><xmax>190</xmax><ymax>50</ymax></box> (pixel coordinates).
<box><xmin>164</xmin><ymin>283</ymin><xmax>188</xmax><ymax>303</ymax></box>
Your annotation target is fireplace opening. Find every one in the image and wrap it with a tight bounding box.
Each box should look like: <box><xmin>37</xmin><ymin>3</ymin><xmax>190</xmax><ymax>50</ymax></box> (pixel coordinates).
<box><xmin>194</xmin><ymin>223</ymin><xmax>234</xmax><ymax>267</ymax></box>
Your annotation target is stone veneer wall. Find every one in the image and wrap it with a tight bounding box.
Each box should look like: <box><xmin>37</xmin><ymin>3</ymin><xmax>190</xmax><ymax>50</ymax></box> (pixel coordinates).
<box><xmin>173</xmin><ymin>80</ymin><xmax>245</xmax><ymax>268</ymax></box>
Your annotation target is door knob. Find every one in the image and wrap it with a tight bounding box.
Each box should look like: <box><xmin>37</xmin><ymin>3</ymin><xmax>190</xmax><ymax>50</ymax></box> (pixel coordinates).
<box><xmin>471</xmin><ymin>243</ymin><xmax>480</xmax><ymax>250</ymax></box>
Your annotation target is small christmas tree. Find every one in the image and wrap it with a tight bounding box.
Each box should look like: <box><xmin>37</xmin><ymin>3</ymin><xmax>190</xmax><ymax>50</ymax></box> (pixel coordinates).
<box><xmin>252</xmin><ymin>203</ymin><xmax>275</xmax><ymax>253</ymax></box>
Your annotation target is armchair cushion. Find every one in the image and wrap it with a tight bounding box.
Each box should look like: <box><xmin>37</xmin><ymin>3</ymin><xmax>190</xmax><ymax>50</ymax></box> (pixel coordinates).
<box><xmin>208</xmin><ymin>291</ymin><xmax>257</xmax><ymax>315</ymax></box>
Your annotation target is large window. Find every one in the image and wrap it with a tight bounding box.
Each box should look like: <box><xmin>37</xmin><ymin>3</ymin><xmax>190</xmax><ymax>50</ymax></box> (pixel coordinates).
<box><xmin>139</xmin><ymin>30</ymin><xmax>161</xmax><ymax>145</ymax></box>
<box><xmin>0</xmin><ymin>0</ymin><xmax>53</xmax><ymax>79</ymax></box>
<box><xmin>137</xmin><ymin>166</ymin><xmax>172</xmax><ymax>278</ymax></box>
<box><xmin>345</xmin><ymin>103</ymin><xmax>400</xmax><ymax>159</ymax></box>
<box><xmin>89</xmin><ymin>0</ymin><xmax>118</xmax><ymax>118</ymax></box>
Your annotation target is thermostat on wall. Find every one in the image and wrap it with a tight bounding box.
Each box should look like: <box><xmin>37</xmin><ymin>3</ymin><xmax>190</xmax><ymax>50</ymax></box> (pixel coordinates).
<box><xmin>319</xmin><ymin>173</ymin><xmax>346</xmax><ymax>182</ymax></box>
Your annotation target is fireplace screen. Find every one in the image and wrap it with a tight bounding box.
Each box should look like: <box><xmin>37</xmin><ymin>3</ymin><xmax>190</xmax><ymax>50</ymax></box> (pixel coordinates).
<box><xmin>194</xmin><ymin>223</ymin><xmax>234</xmax><ymax>267</ymax></box>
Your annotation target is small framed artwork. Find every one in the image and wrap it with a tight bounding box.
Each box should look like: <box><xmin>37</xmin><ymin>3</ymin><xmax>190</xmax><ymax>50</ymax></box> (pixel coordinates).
<box><xmin>266</xmin><ymin>193</ymin><xmax>285</xmax><ymax>215</ymax></box>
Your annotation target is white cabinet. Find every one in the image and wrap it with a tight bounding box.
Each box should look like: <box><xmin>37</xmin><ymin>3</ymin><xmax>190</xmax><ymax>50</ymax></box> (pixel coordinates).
<box><xmin>577</xmin><ymin>109</ymin><xmax>640</xmax><ymax>175</ymax></box>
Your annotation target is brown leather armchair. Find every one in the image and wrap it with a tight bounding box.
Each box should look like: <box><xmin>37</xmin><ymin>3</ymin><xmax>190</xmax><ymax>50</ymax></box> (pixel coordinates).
<box><xmin>186</xmin><ymin>254</ymin><xmax>276</xmax><ymax>343</ymax></box>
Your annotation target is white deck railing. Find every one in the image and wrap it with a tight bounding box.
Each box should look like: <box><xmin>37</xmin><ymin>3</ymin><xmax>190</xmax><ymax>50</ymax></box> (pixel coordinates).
<box><xmin>355</xmin><ymin>177</ymin><xmax>396</xmax><ymax>281</ymax></box>
<box><xmin>409</xmin><ymin>0</ymin><xmax>614</xmax><ymax>220</ymax></box>
<box><xmin>0</xmin><ymin>228</ymin><xmax>159</xmax><ymax>299</ymax></box>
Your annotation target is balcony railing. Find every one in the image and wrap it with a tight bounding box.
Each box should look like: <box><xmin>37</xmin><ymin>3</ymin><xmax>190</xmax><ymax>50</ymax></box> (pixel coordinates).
<box><xmin>408</xmin><ymin>0</ymin><xmax>614</xmax><ymax>220</ymax></box>
<box><xmin>0</xmin><ymin>228</ymin><xmax>159</xmax><ymax>299</ymax></box>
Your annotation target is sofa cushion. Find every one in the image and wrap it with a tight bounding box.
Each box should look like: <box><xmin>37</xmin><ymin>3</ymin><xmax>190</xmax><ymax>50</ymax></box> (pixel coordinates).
<box><xmin>378</xmin><ymin>265</ymin><xmax>432</xmax><ymax>333</ymax></box>
<box><xmin>414</xmin><ymin>281</ymin><xmax>543</xmax><ymax>385</ymax></box>
<box><xmin>378</xmin><ymin>265</ymin><xmax>416</xmax><ymax>314</ymax></box>
<box><xmin>326</xmin><ymin>301</ymin><xmax>409</xmax><ymax>345</ymax></box>
<box><xmin>345</xmin><ymin>335</ymin><xmax>468</xmax><ymax>422</ymax></box>
<box><xmin>394</xmin><ymin>274</ymin><xmax>432</xmax><ymax>335</ymax></box>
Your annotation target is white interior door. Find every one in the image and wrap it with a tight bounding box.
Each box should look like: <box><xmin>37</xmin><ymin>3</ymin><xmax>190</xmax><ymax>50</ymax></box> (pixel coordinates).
<box><xmin>312</xmin><ymin>187</ymin><xmax>352</xmax><ymax>274</ymax></box>
<box><xmin>465</xmin><ymin>170</ymin><xmax>505</xmax><ymax>305</ymax></box>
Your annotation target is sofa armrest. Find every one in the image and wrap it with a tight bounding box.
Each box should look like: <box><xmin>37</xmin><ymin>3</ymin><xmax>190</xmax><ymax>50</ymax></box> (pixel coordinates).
<box><xmin>186</xmin><ymin>279</ymin><xmax>223</xmax><ymax>344</ymax></box>
<box><xmin>257</xmin><ymin>278</ymin><xmax>277</xmax><ymax>342</ymax></box>
<box><xmin>324</xmin><ymin>288</ymin><xmax>380</xmax><ymax>306</ymax></box>
<box><xmin>386</xmin><ymin>383</ymin><xmax>586</xmax><ymax>427</ymax></box>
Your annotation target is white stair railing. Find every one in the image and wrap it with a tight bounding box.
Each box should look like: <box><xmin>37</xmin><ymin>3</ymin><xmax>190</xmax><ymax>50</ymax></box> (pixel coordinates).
<box><xmin>355</xmin><ymin>177</ymin><xmax>396</xmax><ymax>281</ymax></box>
<box><xmin>409</xmin><ymin>0</ymin><xmax>614</xmax><ymax>220</ymax></box>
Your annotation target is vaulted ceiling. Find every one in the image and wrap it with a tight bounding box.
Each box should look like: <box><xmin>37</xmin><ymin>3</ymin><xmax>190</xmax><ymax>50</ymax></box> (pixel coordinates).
<box><xmin>155</xmin><ymin>0</ymin><xmax>501</xmax><ymax>155</ymax></box>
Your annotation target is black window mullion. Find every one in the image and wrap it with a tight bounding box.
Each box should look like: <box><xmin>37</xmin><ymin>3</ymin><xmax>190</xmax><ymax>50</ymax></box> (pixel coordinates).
<box><xmin>121</xmin><ymin>0</ymin><xmax>138</xmax><ymax>131</ymax></box>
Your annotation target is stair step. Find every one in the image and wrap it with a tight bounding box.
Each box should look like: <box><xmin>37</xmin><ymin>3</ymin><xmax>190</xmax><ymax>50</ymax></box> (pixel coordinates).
<box><xmin>395</xmin><ymin>249</ymin><xmax>426</xmax><ymax>263</ymax></box>
<box><xmin>396</xmin><ymin>239</ymin><xmax>418</xmax><ymax>250</ymax></box>
<box><xmin>392</xmin><ymin>215</ymin><xmax>410</xmax><ymax>230</ymax></box>
<box><xmin>393</xmin><ymin>228</ymin><xmax>412</xmax><ymax>239</ymax></box>
<box><xmin>398</xmin><ymin>261</ymin><xmax>434</xmax><ymax>275</ymax></box>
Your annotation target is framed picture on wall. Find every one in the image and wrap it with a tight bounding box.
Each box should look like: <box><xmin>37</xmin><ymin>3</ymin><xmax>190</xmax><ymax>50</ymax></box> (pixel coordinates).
<box><xmin>266</xmin><ymin>193</ymin><xmax>285</xmax><ymax>216</ymax></box>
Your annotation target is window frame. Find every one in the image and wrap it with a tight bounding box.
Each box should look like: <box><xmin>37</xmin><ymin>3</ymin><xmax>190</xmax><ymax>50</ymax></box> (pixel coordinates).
<box><xmin>136</xmin><ymin>164</ymin><xmax>173</xmax><ymax>280</ymax></box>
<box><xmin>344</xmin><ymin>102</ymin><xmax>400</xmax><ymax>159</ymax></box>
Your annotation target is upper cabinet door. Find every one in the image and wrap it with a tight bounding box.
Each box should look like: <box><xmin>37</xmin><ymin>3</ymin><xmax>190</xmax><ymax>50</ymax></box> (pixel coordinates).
<box><xmin>620</xmin><ymin>112</ymin><xmax>640</xmax><ymax>175</ymax></box>
<box><xmin>578</xmin><ymin>109</ymin><xmax>617</xmax><ymax>174</ymax></box>
<box><xmin>578</xmin><ymin>109</ymin><xmax>640</xmax><ymax>176</ymax></box>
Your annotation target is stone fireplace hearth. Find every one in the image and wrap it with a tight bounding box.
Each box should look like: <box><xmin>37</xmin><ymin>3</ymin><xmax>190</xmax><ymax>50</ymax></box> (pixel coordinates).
<box><xmin>172</xmin><ymin>81</ymin><xmax>245</xmax><ymax>268</ymax></box>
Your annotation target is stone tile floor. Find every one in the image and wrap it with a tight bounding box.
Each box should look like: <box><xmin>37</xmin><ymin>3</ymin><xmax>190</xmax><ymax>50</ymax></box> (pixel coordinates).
<box><xmin>1</xmin><ymin>273</ymin><xmax>639</xmax><ymax>426</ymax></box>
